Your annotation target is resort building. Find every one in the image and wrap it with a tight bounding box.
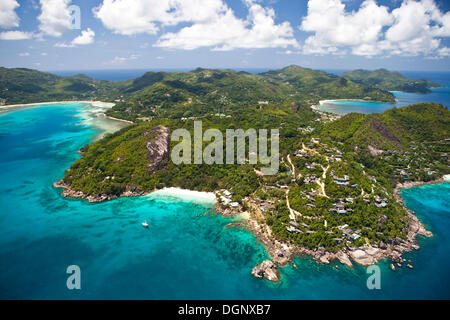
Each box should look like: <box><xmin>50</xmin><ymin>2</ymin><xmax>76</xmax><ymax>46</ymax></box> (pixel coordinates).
<box><xmin>333</xmin><ymin>175</ymin><xmax>350</xmax><ymax>185</ymax></box>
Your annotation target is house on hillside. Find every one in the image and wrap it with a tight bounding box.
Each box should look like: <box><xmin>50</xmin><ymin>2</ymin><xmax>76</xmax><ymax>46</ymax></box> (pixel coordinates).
<box><xmin>333</xmin><ymin>175</ymin><xmax>350</xmax><ymax>185</ymax></box>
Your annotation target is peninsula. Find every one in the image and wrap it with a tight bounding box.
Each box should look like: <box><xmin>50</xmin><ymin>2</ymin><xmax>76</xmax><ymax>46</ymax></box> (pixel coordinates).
<box><xmin>2</xmin><ymin>66</ymin><xmax>447</xmax><ymax>282</ymax></box>
<box><xmin>341</xmin><ymin>69</ymin><xmax>442</xmax><ymax>94</ymax></box>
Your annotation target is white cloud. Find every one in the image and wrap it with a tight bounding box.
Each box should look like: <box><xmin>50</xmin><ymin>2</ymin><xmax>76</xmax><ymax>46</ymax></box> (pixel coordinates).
<box><xmin>93</xmin><ymin>0</ymin><xmax>227</xmax><ymax>36</ymax></box>
<box><xmin>38</xmin><ymin>0</ymin><xmax>72</xmax><ymax>37</ymax></box>
<box><xmin>301</xmin><ymin>0</ymin><xmax>392</xmax><ymax>56</ymax></box>
<box><xmin>55</xmin><ymin>28</ymin><xmax>95</xmax><ymax>47</ymax></box>
<box><xmin>94</xmin><ymin>0</ymin><xmax>298</xmax><ymax>50</ymax></box>
<box><xmin>383</xmin><ymin>0</ymin><xmax>446</xmax><ymax>56</ymax></box>
<box><xmin>437</xmin><ymin>46</ymin><xmax>450</xmax><ymax>57</ymax></box>
<box><xmin>0</xmin><ymin>30</ymin><xmax>34</xmax><ymax>40</ymax></box>
<box><xmin>104</xmin><ymin>54</ymin><xmax>140</xmax><ymax>65</ymax></box>
<box><xmin>71</xmin><ymin>28</ymin><xmax>95</xmax><ymax>45</ymax></box>
<box><xmin>156</xmin><ymin>0</ymin><xmax>298</xmax><ymax>50</ymax></box>
<box><xmin>19</xmin><ymin>52</ymin><xmax>30</xmax><ymax>56</ymax></box>
<box><xmin>300</xmin><ymin>0</ymin><xmax>450</xmax><ymax>58</ymax></box>
<box><xmin>54</xmin><ymin>42</ymin><xmax>73</xmax><ymax>48</ymax></box>
<box><xmin>0</xmin><ymin>0</ymin><xmax>20</xmax><ymax>28</ymax></box>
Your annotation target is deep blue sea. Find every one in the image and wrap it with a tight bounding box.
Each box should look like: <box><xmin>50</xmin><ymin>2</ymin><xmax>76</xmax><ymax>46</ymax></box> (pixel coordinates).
<box><xmin>0</xmin><ymin>102</ymin><xmax>449</xmax><ymax>299</ymax></box>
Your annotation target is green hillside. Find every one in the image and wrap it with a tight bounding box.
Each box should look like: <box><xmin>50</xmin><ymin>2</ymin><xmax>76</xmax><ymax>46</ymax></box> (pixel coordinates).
<box><xmin>341</xmin><ymin>69</ymin><xmax>441</xmax><ymax>93</ymax></box>
<box><xmin>62</xmin><ymin>103</ymin><xmax>449</xmax><ymax>199</ymax></box>
<box><xmin>105</xmin><ymin>66</ymin><xmax>395</xmax><ymax>121</ymax></box>
<box><xmin>0</xmin><ymin>67</ymin><xmax>123</xmax><ymax>104</ymax></box>
<box><xmin>58</xmin><ymin>102</ymin><xmax>449</xmax><ymax>251</ymax></box>
<box><xmin>317</xmin><ymin>103</ymin><xmax>449</xmax><ymax>150</ymax></box>
<box><xmin>262</xmin><ymin>65</ymin><xmax>394</xmax><ymax>102</ymax></box>
<box><xmin>61</xmin><ymin>119</ymin><xmax>262</xmax><ymax>199</ymax></box>
<box><xmin>316</xmin><ymin>103</ymin><xmax>450</xmax><ymax>185</ymax></box>
<box><xmin>1</xmin><ymin>66</ymin><xmax>394</xmax><ymax>112</ymax></box>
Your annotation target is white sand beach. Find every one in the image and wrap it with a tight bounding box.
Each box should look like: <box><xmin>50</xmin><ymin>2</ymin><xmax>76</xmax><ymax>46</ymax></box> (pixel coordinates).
<box><xmin>148</xmin><ymin>187</ymin><xmax>217</xmax><ymax>204</ymax></box>
<box><xmin>318</xmin><ymin>99</ymin><xmax>392</xmax><ymax>104</ymax></box>
<box><xmin>71</xmin><ymin>102</ymin><xmax>133</xmax><ymax>139</ymax></box>
<box><xmin>0</xmin><ymin>100</ymin><xmax>101</xmax><ymax>109</ymax></box>
<box><xmin>0</xmin><ymin>100</ymin><xmax>115</xmax><ymax>108</ymax></box>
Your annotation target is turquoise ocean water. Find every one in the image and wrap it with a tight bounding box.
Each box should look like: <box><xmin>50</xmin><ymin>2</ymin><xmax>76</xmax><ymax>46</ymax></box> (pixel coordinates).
<box><xmin>314</xmin><ymin>71</ymin><xmax>450</xmax><ymax>115</ymax></box>
<box><xmin>315</xmin><ymin>87</ymin><xmax>450</xmax><ymax>115</ymax></box>
<box><xmin>0</xmin><ymin>103</ymin><xmax>449</xmax><ymax>299</ymax></box>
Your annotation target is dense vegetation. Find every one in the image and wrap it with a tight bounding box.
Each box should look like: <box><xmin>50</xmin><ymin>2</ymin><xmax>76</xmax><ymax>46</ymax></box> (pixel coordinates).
<box><xmin>106</xmin><ymin>66</ymin><xmax>395</xmax><ymax>121</ymax></box>
<box><xmin>268</xmin><ymin>103</ymin><xmax>449</xmax><ymax>250</ymax></box>
<box><xmin>341</xmin><ymin>69</ymin><xmax>441</xmax><ymax>93</ymax></box>
<box><xmin>61</xmin><ymin>102</ymin><xmax>449</xmax><ymax>251</ymax></box>
<box><xmin>316</xmin><ymin>103</ymin><xmax>450</xmax><ymax>188</ymax></box>
<box><xmin>3</xmin><ymin>66</ymin><xmax>437</xmax><ymax>108</ymax></box>
<box><xmin>63</xmin><ymin>118</ymin><xmax>265</xmax><ymax>199</ymax></box>
<box><xmin>0</xmin><ymin>67</ymin><xmax>123</xmax><ymax>104</ymax></box>
<box><xmin>3</xmin><ymin>66</ymin><xmax>448</xmax><ymax>252</ymax></box>
<box><xmin>0</xmin><ymin>65</ymin><xmax>394</xmax><ymax>109</ymax></box>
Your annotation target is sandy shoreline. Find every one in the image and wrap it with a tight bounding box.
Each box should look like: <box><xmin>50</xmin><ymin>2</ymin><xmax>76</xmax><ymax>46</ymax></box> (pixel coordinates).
<box><xmin>54</xmin><ymin>180</ymin><xmax>217</xmax><ymax>204</ymax></box>
<box><xmin>311</xmin><ymin>97</ymin><xmax>400</xmax><ymax>115</ymax></box>
<box><xmin>149</xmin><ymin>187</ymin><xmax>217</xmax><ymax>203</ymax></box>
<box><xmin>104</xmin><ymin>115</ymin><xmax>134</xmax><ymax>124</ymax></box>
<box><xmin>311</xmin><ymin>99</ymin><xmax>391</xmax><ymax>113</ymax></box>
<box><xmin>54</xmin><ymin>175</ymin><xmax>448</xmax><ymax>281</ymax></box>
<box><xmin>54</xmin><ymin>128</ymin><xmax>448</xmax><ymax>279</ymax></box>
<box><xmin>0</xmin><ymin>100</ymin><xmax>121</xmax><ymax>115</ymax></box>
<box><xmin>319</xmin><ymin>98</ymin><xmax>395</xmax><ymax>105</ymax></box>
<box><xmin>0</xmin><ymin>100</ymin><xmax>136</xmax><ymax>126</ymax></box>
<box><xmin>396</xmin><ymin>177</ymin><xmax>446</xmax><ymax>190</ymax></box>
<box><xmin>0</xmin><ymin>100</ymin><xmax>102</xmax><ymax>109</ymax></box>
<box><xmin>394</xmin><ymin>177</ymin><xmax>447</xmax><ymax>205</ymax></box>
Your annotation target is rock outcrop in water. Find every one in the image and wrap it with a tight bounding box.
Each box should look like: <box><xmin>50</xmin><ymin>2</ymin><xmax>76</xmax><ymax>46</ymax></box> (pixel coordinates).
<box><xmin>252</xmin><ymin>260</ymin><xmax>280</xmax><ymax>282</ymax></box>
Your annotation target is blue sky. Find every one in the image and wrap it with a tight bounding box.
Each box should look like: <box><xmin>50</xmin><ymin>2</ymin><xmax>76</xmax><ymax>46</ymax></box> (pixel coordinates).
<box><xmin>1</xmin><ymin>0</ymin><xmax>450</xmax><ymax>71</ymax></box>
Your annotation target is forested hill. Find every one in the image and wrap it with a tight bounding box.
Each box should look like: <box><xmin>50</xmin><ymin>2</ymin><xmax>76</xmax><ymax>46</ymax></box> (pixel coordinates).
<box><xmin>105</xmin><ymin>65</ymin><xmax>395</xmax><ymax>121</ymax></box>
<box><xmin>316</xmin><ymin>103</ymin><xmax>450</xmax><ymax>183</ymax></box>
<box><xmin>0</xmin><ymin>67</ymin><xmax>122</xmax><ymax>104</ymax></box>
<box><xmin>341</xmin><ymin>69</ymin><xmax>441</xmax><ymax>93</ymax></box>
<box><xmin>60</xmin><ymin>102</ymin><xmax>449</xmax><ymax>201</ymax></box>
<box><xmin>0</xmin><ymin>66</ymin><xmax>394</xmax><ymax>110</ymax></box>
<box><xmin>317</xmin><ymin>103</ymin><xmax>449</xmax><ymax>150</ymax></box>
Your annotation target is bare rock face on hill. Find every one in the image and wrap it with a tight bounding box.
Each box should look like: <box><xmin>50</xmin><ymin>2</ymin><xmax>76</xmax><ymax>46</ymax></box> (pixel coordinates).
<box><xmin>369</xmin><ymin>119</ymin><xmax>401</xmax><ymax>145</ymax></box>
<box><xmin>368</xmin><ymin>145</ymin><xmax>384</xmax><ymax>157</ymax></box>
<box><xmin>54</xmin><ymin>125</ymin><xmax>171</xmax><ymax>203</ymax></box>
<box><xmin>146</xmin><ymin>125</ymin><xmax>171</xmax><ymax>174</ymax></box>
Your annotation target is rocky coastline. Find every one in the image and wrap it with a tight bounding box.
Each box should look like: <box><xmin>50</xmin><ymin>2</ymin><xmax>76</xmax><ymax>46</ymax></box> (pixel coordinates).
<box><xmin>53</xmin><ymin>179</ymin><xmax>149</xmax><ymax>203</ymax></box>
<box><xmin>0</xmin><ymin>100</ymin><xmax>115</xmax><ymax>109</ymax></box>
<box><xmin>220</xmin><ymin>177</ymin><xmax>448</xmax><ymax>282</ymax></box>
<box><xmin>55</xmin><ymin>169</ymin><xmax>445</xmax><ymax>282</ymax></box>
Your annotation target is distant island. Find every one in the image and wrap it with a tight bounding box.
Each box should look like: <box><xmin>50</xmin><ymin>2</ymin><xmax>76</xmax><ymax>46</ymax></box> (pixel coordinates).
<box><xmin>341</xmin><ymin>69</ymin><xmax>441</xmax><ymax>94</ymax></box>
<box><xmin>2</xmin><ymin>66</ymin><xmax>448</xmax><ymax>282</ymax></box>
<box><xmin>0</xmin><ymin>65</ymin><xmax>396</xmax><ymax>107</ymax></box>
